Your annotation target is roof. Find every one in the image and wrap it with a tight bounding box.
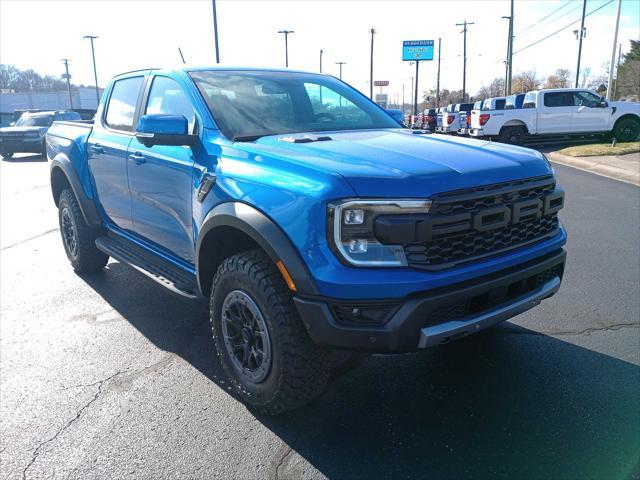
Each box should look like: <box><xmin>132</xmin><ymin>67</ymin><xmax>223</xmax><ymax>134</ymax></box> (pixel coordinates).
<box><xmin>114</xmin><ymin>65</ymin><xmax>328</xmax><ymax>78</ymax></box>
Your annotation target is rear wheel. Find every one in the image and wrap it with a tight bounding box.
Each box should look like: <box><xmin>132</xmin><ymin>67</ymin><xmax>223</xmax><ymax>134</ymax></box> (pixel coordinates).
<box><xmin>499</xmin><ymin>126</ymin><xmax>527</xmax><ymax>145</ymax></box>
<box><xmin>210</xmin><ymin>249</ymin><xmax>330</xmax><ymax>415</ymax></box>
<box><xmin>612</xmin><ymin>116</ymin><xmax>640</xmax><ymax>142</ymax></box>
<box><xmin>1</xmin><ymin>152</ymin><xmax>14</xmax><ymax>159</ymax></box>
<box><xmin>58</xmin><ymin>189</ymin><xmax>109</xmax><ymax>273</ymax></box>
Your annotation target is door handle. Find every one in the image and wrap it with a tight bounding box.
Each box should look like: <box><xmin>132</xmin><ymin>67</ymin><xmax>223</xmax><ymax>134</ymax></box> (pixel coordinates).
<box><xmin>129</xmin><ymin>152</ymin><xmax>146</xmax><ymax>165</ymax></box>
<box><xmin>89</xmin><ymin>143</ymin><xmax>103</xmax><ymax>154</ymax></box>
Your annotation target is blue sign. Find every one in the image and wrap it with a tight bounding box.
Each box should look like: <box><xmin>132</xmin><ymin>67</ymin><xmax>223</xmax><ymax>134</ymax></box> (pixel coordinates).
<box><xmin>402</xmin><ymin>40</ymin><xmax>434</xmax><ymax>61</ymax></box>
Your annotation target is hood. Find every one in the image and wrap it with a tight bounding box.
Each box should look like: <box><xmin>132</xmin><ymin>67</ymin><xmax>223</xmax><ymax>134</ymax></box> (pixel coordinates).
<box><xmin>240</xmin><ymin>129</ymin><xmax>553</xmax><ymax>197</ymax></box>
<box><xmin>0</xmin><ymin>126</ymin><xmax>47</xmax><ymax>135</ymax></box>
<box><xmin>609</xmin><ymin>101</ymin><xmax>640</xmax><ymax>113</ymax></box>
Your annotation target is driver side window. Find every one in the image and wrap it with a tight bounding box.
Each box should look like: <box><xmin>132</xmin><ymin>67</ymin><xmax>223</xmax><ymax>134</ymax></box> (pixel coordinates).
<box><xmin>145</xmin><ymin>76</ymin><xmax>196</xmax><ymax>132</ymax></box>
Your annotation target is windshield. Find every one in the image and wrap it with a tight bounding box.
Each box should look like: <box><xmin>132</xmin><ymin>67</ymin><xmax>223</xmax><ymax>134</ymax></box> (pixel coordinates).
<box><xmin>190</xmin><ymin>70</ymin><xmax>401</xmax><ymax>140</ymax></box>
<box><xmin>16</xmin><ymin>115</ymin><xmax>53</xmax><ymax>127</ymax></box>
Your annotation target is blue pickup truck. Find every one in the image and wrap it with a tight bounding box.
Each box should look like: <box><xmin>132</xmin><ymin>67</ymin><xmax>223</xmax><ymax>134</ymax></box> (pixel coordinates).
<box><xmin>46</xmin><ymin>67</ymin><xmax>566</xmax><ymax>414</ymax></box>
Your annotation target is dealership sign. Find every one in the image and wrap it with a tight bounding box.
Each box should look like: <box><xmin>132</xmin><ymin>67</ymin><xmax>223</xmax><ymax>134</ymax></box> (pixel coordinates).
<box><xmin>374</xmin><ymin>80</ymin><xmax>389</xmax><ymax>87</ymax></box>
<box><xmin>402</xmin><ymin>40</ymin><xmax>434</xmax><ymax>61</ymax></box>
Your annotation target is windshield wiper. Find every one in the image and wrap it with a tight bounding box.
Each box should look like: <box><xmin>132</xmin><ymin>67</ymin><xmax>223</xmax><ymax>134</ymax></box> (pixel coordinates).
<box><xmin>232</xmin><ymin>135</ymin><xmax>265</xmax><ymax>142</ymax></box>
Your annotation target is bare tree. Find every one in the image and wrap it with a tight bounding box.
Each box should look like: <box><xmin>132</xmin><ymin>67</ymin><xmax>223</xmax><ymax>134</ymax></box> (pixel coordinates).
<box><xmin>544</xmin><ymin>69</ymin><xmax>572</xmax><ymax>88</ymax></box>
<box><xmin>511</xmin><ymin>70</ymin><xmax>541</xmax><ymax>93</ymax></box>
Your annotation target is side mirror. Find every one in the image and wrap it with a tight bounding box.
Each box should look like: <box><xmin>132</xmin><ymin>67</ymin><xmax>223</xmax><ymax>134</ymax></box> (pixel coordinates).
<box><xmin>386</xmin><ymin>109</ymin><xmax>405</xmax><ymax>125</ymax></box>
<box><xmin>599</xmin><ymin>99</ymin><xmax>608</xmax><ymax>108</ymax></box>
<box><xmin>135</xmin><ymin>114</ymin><xmax>195</xmax><ymax>147</ymax></box>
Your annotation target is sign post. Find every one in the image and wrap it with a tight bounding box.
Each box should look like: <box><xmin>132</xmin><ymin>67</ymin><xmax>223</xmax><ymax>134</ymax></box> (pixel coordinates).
<box><xmin>402</xmin><ymin>40</ymin><xmax>434</xmax><ymax>116</ymax></box>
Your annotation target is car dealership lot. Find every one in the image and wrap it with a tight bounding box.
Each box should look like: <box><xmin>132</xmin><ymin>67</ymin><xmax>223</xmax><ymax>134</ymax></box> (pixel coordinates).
<box><xmin>1</xmin><ymin>153</ymin><xmax>639</xmax><ymax>479</ymax></box>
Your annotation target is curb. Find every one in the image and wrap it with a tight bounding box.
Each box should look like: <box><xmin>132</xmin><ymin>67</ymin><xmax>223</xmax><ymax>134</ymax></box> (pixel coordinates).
<box><xmin>547</xmin><ymin>151</ymin><xmax>639</xmax><ymax>187</ymax></box>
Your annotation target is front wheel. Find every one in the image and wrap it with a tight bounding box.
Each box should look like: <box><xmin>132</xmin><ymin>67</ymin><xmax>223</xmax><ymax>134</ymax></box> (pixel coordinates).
<box><xmin>210</xmin><ymin>249</ymin><xmax>330</xmax><ymax>415</ymax></box>
<box><xmin>58</xmin><ymin>189</ymin><xmax>109</xmax><ymax>273</ymax></box>
<box><xmin>612</xmin><ymin>117</ymin><xmax>640</xmax><ymax>142</ymax></box>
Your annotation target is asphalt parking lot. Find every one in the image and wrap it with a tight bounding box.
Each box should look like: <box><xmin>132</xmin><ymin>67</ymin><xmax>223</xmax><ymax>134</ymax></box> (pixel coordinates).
<box><xmin>1</xmin><ymin>153</ymin><xmax>639</xmax><ymax>480</ymax></box>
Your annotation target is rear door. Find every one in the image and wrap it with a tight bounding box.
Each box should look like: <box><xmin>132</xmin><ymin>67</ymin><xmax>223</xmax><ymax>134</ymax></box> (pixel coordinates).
<box><xmin>88</xmin><ymin>75</ymin><xmax>145</xmax><ymax>230</ymax></box>
<box><xmin>127</xmin><ymin>75</ymin><xmax>198</xmax><ymax>262</ymax></box>
<box><xmin>538</xmin><ymin>91</ymin><xmax>576</xmax><ymax>134</ymax></box>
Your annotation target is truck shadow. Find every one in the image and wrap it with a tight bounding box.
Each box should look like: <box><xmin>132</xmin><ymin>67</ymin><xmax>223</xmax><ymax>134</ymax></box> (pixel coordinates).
<box><xmin>81</xmin><ymin>261</ymin><xmax>640</xmax><ymax>480</ymax></box>
<box><xmin>1</xmin><ymin>153</ymin><xmax>47</xmax><ymax>163</ymax></box>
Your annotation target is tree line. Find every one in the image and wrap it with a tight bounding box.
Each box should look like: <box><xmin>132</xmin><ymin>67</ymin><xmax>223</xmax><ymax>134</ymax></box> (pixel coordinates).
<box><xmin>0</xmin><ymin>64</ymin><xmax>93</xmax><ymax>93</ymax></box>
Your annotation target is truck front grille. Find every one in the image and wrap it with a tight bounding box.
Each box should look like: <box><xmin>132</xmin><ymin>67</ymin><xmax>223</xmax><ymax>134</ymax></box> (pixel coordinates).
<box><xmin>405</xmin><ymin>176</ymin><xmax>561</xmax><ymax>270</ymax></box>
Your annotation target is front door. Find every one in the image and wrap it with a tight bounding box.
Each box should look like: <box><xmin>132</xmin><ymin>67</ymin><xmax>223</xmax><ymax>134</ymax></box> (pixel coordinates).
<box><xmin>127</xmin><ymin>75</ymin><xmax>197</xmax><ymax>263</ymax></box>
<box><xmin>572</xmin><ymin>91</ymin><xmax>611</xmax><ymax>132</ymax></box>
<box><xmin>88</xmin><ymin>76</ymin><xmax>144</xmax><ymax>230</ymax></box>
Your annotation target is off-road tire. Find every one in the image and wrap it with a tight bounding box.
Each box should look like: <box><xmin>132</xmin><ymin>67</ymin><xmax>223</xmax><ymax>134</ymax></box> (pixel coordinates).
<box><xmin>58</xmin><ymin>189</ymin><xmax>108</xmax><ymax>273</ymax></box>
<box><xmin>612</xmin><ymin>116</ymin><xmax>640</xmax><ymax>142</ymax></box>
<box><xmin>498</xmin><ymin>126</ymin><xmax>527</xmax><ymax>145</ymax></box>
<box><xmin>210</xmin><ymin>249</ymin><xmax>330</xmax><ymax>415</ymax></box>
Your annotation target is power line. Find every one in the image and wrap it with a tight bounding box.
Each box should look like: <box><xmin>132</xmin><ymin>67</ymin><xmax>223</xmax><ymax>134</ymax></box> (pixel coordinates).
<box><xmin>493</xmin><ymin>0</ymin><xmax>615</xmax><ymax>64</ymax></box>
<box><xmin>513</xmin><ymin>0</ymin><xmax>614</xmax><ymax>56</ymax></box>
<box><xmin>516</xmin><ymin>0</ymin><xmax>573</xmax><ymax>36</ymax></box>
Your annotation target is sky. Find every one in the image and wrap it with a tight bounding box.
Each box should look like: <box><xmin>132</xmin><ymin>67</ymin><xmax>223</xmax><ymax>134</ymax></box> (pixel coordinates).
<box><xmin>1</xmin><ymin>0</ymin><xmax>638</xmax><ymax>102</ymax></box>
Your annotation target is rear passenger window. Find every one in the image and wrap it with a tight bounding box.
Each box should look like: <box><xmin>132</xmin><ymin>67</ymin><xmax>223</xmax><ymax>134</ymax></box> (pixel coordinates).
<box><xmin>145</xmin><ymin>76</ymin><xmax>196</xmax><ymax>132</ymax></box>
<box><xmin>105</xmin><ymin>77</ymin><xmax>143</xmax><ymax>131</ymax></box>
<box><xmin>544</xmin><ymin>92</ymin><xmax>574</xmax><ymax>107</ymax></box>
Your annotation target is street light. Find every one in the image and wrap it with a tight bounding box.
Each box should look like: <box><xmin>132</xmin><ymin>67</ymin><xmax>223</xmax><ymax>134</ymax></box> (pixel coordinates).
<box><xmin>277</xmin><ymin>30</ymin><xmax>294</xmax><ymax>68</ymax></box>
<box><xmin>83</xmin><ymin>35</ymin><xmax>100</xmax><ymax>106</ymax></box>
<box><xmin>335</xmin><ymin>61</ymin><xmax>346</xmax><ymax>80</ymax></box>
<box><xmin>319</xmin><ymin>49</ymin><xmax>323</xmax><ymax>73</ymax></box>
<box><xmin>61</xmin><ymin>59</ymin><xmax>73</xmax><ymax>109</ymax></box>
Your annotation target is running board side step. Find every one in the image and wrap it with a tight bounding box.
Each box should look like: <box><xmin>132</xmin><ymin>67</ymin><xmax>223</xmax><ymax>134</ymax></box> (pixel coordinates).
<box><xmin>95</xmin><ymin>234</ymin><xmax>201</xmax><ymax>300</ymax></box>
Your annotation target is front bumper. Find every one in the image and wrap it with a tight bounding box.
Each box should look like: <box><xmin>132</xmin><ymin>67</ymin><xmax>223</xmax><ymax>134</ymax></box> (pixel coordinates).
<box><xmin>295</xmin><ymin>249</ymin><xmax>566</xmax><ymax>353</ymax></box>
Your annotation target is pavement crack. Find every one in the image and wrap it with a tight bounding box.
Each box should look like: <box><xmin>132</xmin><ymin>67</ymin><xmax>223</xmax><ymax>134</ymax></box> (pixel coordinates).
<box><xmin>2</xmin><ymin>228</ymin><xmax>59</xmax><ymax>251</ymax></box>
<box><xmin>506</xmin><ymin>322</ymin><xmax>640</xmax><ymax>337</ymax></box>
<box><xmin>273</xmin><ymin>444</ymin><xmax>294</xmax><ymax>480</ymax></box>
<box><xmin>21</xmin><ymin>371</ymin><xmax>120</xmax><ymax>480</ymax></box>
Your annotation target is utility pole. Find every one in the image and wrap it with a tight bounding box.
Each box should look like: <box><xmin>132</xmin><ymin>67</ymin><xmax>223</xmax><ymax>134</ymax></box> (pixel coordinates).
<box><xmin>61</xmin><ymin>59</ymin><xmax>73</xmax><ymax>109</ymax></box>
<box><xmin>436</xmin><ymin>38</ymin><xmax>442</xmax><ymax>107</ymax></box>
<box><xmin>413</xmin><ymin>60</ymin><xmax>420</xmax><ymax>116</ymax></box>
<box><xmin>212</xmin><ymin>0</ymin><xmax>220</xmax><ymax>63</ymax></box>
<box><xmin>319</xmin><ymin>49</ymin><xmax>323</xmax><ymax>73</ymax></box>
<box><xmin>278</xmin><ymin>30</ymin><xmax>294</xmax><ymax>68</ymax></box>
<box><xmin>502</xmin><ymin>0</ymin><xmax>514</xmax><ymax>96</ymax></box>
<box><xmin>402</xmin><ymin>83</ymin><xmax>405</xmax><ymax>114</ymax></box>
<box><xmin>455</xmin><ymin>20</ymin><xmax>474</xmax><ymax>102</ymax></box>
<box><xmin>574</xmin><ymin>0</ymin><xmax>587</xmax><ymax>88</ymax></box>
<box><xmin>335</xmin><ymin>61</ymin><xmax>346</xmax><ymax>79</ymax></box>
<box><xmin>410</xmin><ymin>74</ymin><xmax>414</xmax><ymax>114</ymax></box>
<box><xmin>369</xmin><ymin>28</ymin><xmax>376</xmax><ymax>99</ymax></box>
<box><xmin>613</xmin><ymin>43</ymin><xmax>622</xmax><ymax>99</ymax></box>
<box><xmin>83</xmin><ymin>35</ymin><xmax>100</xmax><ymax>106</ymax></box>
<box><xmin>607</xmin><ymin>0</ymin><xmax>622</xmax><ymax>100</ymax></box>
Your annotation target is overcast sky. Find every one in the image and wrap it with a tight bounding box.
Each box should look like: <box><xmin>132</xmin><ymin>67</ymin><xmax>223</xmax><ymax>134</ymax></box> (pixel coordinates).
<box><xmin>1</xmin><ymin>0</ymin><xmax>638</xmax><ymax>101</ymax></box>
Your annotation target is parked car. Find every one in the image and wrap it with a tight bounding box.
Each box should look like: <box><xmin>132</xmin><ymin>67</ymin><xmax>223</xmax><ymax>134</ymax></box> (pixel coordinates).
<box><xmin>420</xmin><ymin>108</ymin><xmax>437</xmax><ymax>131</ymax></box>
<box><xmin>454</xmin><ymin>103</ymin><xmax>475</xmax><ymax>136</ymax></box>
<box><xmin>0</xmin><ymin>110</ymin><xmax>81</xmax><ymax>158</ymax></box>
<box><xmin>435</xmin><ymin>105</ymin><xmax>451</xmax><ymax>132</ymax></box>
<box><xmin>469</xmin><ymin>88</ymin><xmax>640</xmax><ymax>144</ymax></box>
<box><xmin>47</xmin><ymin>67</ymin><xmax>567</xmax><ymax>414</ymax></box>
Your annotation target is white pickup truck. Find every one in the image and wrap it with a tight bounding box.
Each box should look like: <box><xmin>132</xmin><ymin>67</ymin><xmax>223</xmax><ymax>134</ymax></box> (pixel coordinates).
<box><xmin>469</xmin><ymin>88</ymin><xmax>640</xmax><ymax>144</ymax></box>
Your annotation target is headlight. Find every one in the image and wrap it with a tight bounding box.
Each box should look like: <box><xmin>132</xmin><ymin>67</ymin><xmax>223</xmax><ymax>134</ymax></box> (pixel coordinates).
<box><xmin>328</xmin><ymin>199</ymin><xmax>431</xmax><ymax>267</ymax></box>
